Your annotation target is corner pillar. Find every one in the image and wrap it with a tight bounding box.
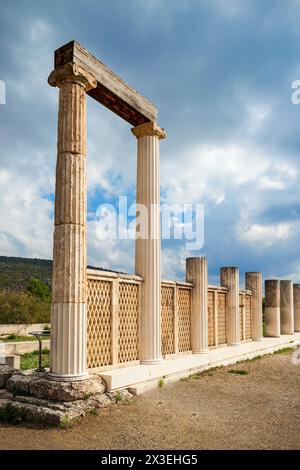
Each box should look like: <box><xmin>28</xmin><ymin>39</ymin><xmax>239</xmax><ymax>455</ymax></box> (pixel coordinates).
<box><xmin>48</xmin><ymin>63</ymin><xmax>97</xmax><ymax>380</ymax></box>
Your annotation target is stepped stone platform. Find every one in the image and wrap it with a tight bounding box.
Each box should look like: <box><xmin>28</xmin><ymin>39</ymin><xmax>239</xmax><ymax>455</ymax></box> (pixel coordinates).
<box><xmin>0</xmin><ymin>369</ymin><xmax>132</xmax><ymax>426</ymax></box>
<box><xmin>1</xmin><ymin>334</ymin><xmax>299</xmax><ymax>426</ymax></box>
<box><xmin>100</xmin><ymin>333</ymin><xmax>300</xmax><ymax>394</ymax></box>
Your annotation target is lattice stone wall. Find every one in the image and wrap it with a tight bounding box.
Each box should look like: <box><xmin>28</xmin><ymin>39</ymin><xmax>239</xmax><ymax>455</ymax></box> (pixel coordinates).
<box><xmin>218</xmin><ymin>291</ymin><xmax>227</xmax><ymax>345</ymax></box>
<box><xmin>245</xmin><ymin>294</ymin><xmax>251</xmax><ymax>340</ymax></box>
<box><xmin>239</xmin><ymin>293</ymin><xmax>243</xmax><ymax>340</ymax></box>
<box><xmin>87</xmin><ymin>271</ymin><xmax>141</xmax><ymax>369</ymax></box>
<box><xmin>238</xmin><ymin>292</ymin><xmax>252</xmax><ymax>342</ymax></box>
<box><xmin>118</xmin><ymin>282</ymin><xmax>139</xmax><ymax>363</ymax></box>
<box><xmin>208</xmin><ymin>290</ymin><xmax>215</xmax><ymax>347</ymax></box>
<box><xmin>161</xmin><ymin>285</ymin><xmax>175</xmax><ymax>355</ymax></box>
<box><xmin>87</xmin><ymin>269</ymin><xmax>253</xmax><ymax>370</ymax></box>
<box><xmin>87</xmin><ymin>279</ymin><xmax>112</xmax><ymax>368</ymax></box>
<box><xmin>178</xmin><ymin>288</ymin><xmax>192</xmax><ymax>352</ymax></box>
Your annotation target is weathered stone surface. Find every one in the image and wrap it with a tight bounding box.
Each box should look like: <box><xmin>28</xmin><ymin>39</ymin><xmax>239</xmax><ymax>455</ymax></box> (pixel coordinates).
<box><xmin>186</xmin><ymin>257</ymin><xmax>209</xmax><ymax>353</ymax></box>
<box><xmin>50</xmin><ymin>62</ymin><xmax>93</xmax><ymax>380</ymax></box>
<box><xmin>7</xmin><ymin>373</ymin><xmax>106</xmax><ymax>402</ymax></box>
<box><xmin>53</xmin><ymin>41</ymin><xmax>158</xmax><ymax>126</ymax></box>
<box><xmin>107</xmin><ymin>389</ymin><xmax>133</xmax><ymax>403</ymax></box>
<box><xmin>0</xmin><ymin>389</ymin><xmax>13</xmax><ymax>399</ymax></box>
<box><xmin>280</xmin><ymin>280</ymin><xmax>294</xmax><ymax>334</ymax></box>
<box><xmin>245</xmin><ymin>272</ymin><xmax>263</xmax><ymax>341</ymax></box>
<box><xmin>0</xmin><ymin>367</ymin><xmax>17</xmax><ymax>389</ymax></box>
<box><xmin>31</xmin><ymin>375</ymin><xmax>106</xmax><ymax>402</ymax></box>
<box><xmin>294</xmin><ymin>284</ymin><xmax>300</xmax><ymax>332</ymax></box>
<box><xmin>265</xmin><ymin>280</ymin><xmax>281</xmax><ymax>337</ymax></box>
<box><xmin>0</xmin><ymin>384</ymin><xmax>113</xmax><ymax>426</ymax></box>
<box><xmin>220</xmin><ymin>267</ymin><xmax>240</xmax><ymax>346</ymax></box>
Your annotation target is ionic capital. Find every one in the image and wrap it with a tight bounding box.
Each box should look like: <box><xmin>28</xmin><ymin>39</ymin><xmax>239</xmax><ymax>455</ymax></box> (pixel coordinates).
<box><xmin>48</xmin><ymin>63</ymin><xmax>97</xmax><ymax>91</ymax></box>
<box><xmin>131</xmin><ymin>121</ymin><xmax>166</xmax><ymax>140</ymax></box>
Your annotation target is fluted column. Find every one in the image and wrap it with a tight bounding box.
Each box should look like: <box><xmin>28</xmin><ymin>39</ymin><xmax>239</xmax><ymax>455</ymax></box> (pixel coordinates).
<box><xmin>131</xmin><ymin>121</ymin><xmax>166</xmax><ymax>364</ymax></box>
<box><xmin>186</xmin><ymin>257</ymin><xmax>208</xmax><ymax>353</ymax></box>
<box><xmin>220</xmin><ymin>267</ymin><xmax>240</xmax><ymax>346</ymax></box>
<box><xmin>265</xmin><ymin>280</ymin><xmax>280</xmax><ymax>337</ymax></box>
<box><xmin>48</xmin><ymin>63</ymin><xmax>97</xmax><ymax>380</ymax></box>
<box><xmin>280</xmin><ymin>280</ymin><xmax>294</xmax><ymax>334</ymax></box>
<box><xmin>245</xmin><ymin>272</ymin><xmax>263</xmax><ymax>341</ymax></box>
<box><xmin>293</xmin><ymin>284</ymin><xmax>300</xmax><ymax>332</ymax></box>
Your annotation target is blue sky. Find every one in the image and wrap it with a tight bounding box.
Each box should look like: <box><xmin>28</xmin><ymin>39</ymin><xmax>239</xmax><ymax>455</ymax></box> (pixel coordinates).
<box><xmin>1</xmin><ymin>0</ymin><xmax>300</xmax><ymax>285</ymax></box>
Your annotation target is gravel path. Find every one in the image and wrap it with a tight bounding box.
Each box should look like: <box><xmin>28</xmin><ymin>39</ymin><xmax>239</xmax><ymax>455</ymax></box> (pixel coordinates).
<box><xmin>0</xmin><ymin>350</ymin><xmax>299</xmax><ymax>450</ymax></box>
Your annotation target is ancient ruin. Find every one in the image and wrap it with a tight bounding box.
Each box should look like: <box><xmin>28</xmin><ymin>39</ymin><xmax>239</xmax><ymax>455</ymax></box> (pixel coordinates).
<box><xmin>0</xmin><ymin>41</ymin><xmax>300</xmax><ymax>426</ymax></box>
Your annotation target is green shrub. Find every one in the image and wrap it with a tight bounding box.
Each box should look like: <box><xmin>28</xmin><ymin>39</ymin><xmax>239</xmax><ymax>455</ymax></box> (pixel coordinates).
<box><xmin>7</xmin><ymin>334</ymin><xmax>17</xmax><ymax>340</ymax></box>
<box><xmin>158</xmin><ymin>378</ymin><xmax>164</xmax><ymax>388</ymax></box>
<box><xmin>115</xmin><ymin>391</ymin><xmax>123</xmax><ymax>402</ymax></box>
<box><xmin>27</xmin><ymin>277</ymin><xmax>51</xmax><ymax>302</ymax></box>
<box><xmin>20</xmin><ymin>349</ymin><xmax>50</xmax><ymax>371</ymax></box>
<box><xmin>0</xmin><ymin>291</ymin><xmax>51</xmax><ymax>324</ymax></box>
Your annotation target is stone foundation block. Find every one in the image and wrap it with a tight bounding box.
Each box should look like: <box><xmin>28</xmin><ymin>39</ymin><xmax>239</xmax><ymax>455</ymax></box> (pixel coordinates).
<box><xmin>0</xmin><ymin>392</ymin><xmax>112</xmax><ymax>426</ymax></box>
<box><xmin>0</xmin><ymin>367</ymin><xmax>18</xmax><ymax>389</ymax></box>
<box><xmin>7</xmin><ymin>373</ymin><xmax>106</xmax><ymax>402</ymax></box>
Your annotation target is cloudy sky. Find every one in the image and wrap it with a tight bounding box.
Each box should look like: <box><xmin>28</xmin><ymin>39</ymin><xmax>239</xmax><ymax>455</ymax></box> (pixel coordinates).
<box><xmin>1</xmin><ymin>0</ymin><xmax>300</xmax><ymax>285</ymax></box>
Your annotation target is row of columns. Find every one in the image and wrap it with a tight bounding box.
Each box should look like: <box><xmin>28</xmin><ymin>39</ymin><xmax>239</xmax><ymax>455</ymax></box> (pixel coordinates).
<box><xmin>265</xmin><ymin>280</ymin><xmax>300</xmax><ymax>336</ymax></box>
<box><xmin>48</xmin><ymin>60</ymin><xmax>296</xmax><ymax>382</ymax></box>
<box><xmin>186</xmin><ymin>258</ymin><xmax>263</xmax><ymax>352</ymax></box>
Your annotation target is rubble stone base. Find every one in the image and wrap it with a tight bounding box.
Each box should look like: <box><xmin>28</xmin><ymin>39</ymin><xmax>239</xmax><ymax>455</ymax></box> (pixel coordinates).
<box><xmin>0</xmin><ymin>369</ymin><xmax>133</xmax><ymax>426</ymax></box>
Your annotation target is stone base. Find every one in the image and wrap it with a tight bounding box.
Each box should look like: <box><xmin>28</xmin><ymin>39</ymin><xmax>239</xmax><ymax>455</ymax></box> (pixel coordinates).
<box><xmin>0</xmin><ymin>370</ymin><xmax>133</xmax><ymax>426</ymax></box>
<box><xmin>6</xmin><ymin>372</ymin><xmax>106</xmax><ymax>402</ymax></box>
<box><xmin>0</xmin><ymin>367</ymin><xmax>17</xmax><ymax>389</ymax></box>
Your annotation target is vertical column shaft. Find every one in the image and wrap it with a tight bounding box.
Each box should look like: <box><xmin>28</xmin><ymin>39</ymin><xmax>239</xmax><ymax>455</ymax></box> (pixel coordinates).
<box><xmin>132</xmin><ymin>122</ymin><xmax>166</xmax><ymax>364</ymax></box>
<box><xmin>245</xmin><ymin>272</ymin><xmax>263</xmax><ymax>341</ymax></box>
<box><xmin>293</xmin><ymin>284</ymin><xmax>300</xmax><ymax>332</ymax></box>
<box><xmin>48</xmin><ymin>64</ymin><xmax>96</xmax><ymax>380</ymax></box>
<box><xmin>220</xmin><ymin>267</ymin><xmax>240</xmax><ymax>346</ymax></box>
<box><xmin>265</xmin><ymin>280</ymin><xmax>280</xmax><ymax>337</ymax></box>
<box><xmin>280</xmin><ymin>280</ymin><xmax>294</xmax><ymax>334</ymax></box>
<box><xmin>186</xmin><ymin>257</ymin><xmax>208</xmax><ymax>353</ymax></box>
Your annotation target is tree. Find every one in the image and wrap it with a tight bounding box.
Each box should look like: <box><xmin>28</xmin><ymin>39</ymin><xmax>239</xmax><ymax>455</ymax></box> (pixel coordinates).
<box><xmin>27</xmin><ymin>278</ymin><xmax>51</xmax><ymax>302</ymax></box>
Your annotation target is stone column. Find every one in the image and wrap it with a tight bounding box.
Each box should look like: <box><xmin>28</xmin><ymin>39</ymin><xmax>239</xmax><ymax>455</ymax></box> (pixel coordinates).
<box><xmin>280</xmin><ymin>280</ymin><xmax>294</xmax><ymax>334</ymax></box>
<box><xmin>245</xmin><ymin>272</ymin><xmax>263</xmax><ymax>341</ymax></box>
<box><xmin>48</xmin><ymin>63</ymin><xmax>97</xmax><ymax>380</ymax></box>
<box><xmin>265</xmin><ymin>280</ymin><xmax>280</xmax><ymax>337</ymax></box>
<box><xmin>293</xmin><ymin>284</ymin><xmax>300</xmax><ymax>332</ymax></box>
<box><xmin>186</xmin><ymin>257</ymin><xmax>208</xmax><ymax>353</ymax></box>
<box><xmin>131</xmin><ymin>121</ymin><xmax>166</xmax><ymax>364</ymax></box>
<box><xmin>220</xmin><ymin>267</ymin><xmax>240</xmax><ymax>346</ymax></box>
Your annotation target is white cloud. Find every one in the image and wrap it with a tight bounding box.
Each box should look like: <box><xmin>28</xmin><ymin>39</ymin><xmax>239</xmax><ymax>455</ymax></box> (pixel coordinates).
<box><xmin>161</xmin><ymin>247</ymin><xmax>186</xmax><ymax>280</ymax></box>
<box><xmin>246</xmin><ymin>103</ymin><xmax>272</xmax><ymax>133</ymax></box>
<box><xmin>87</xmin><ymin>219</ymin><xmax>134</xmax><ymax>272</ymax></box>
<box><xmin>237</xmin><ymin>221</ymin><xmax>293</xmax><ymax>247</ymax></box>
<box><xmin>0</xmin><ymin>168</ymin><xmax>53</xmax><ymax>258</ymax></box>
<box><xmin>162</xmin><ymin>142</ymin><xmax>270</xmax><ymax>205</ymax></box>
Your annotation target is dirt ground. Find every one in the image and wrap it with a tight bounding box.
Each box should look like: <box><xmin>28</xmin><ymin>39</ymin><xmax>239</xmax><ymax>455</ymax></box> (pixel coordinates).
<box><xmin>0</xmin><ymin>350</ymin><xmax>299</xmax><ymax>450</ymax></box>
